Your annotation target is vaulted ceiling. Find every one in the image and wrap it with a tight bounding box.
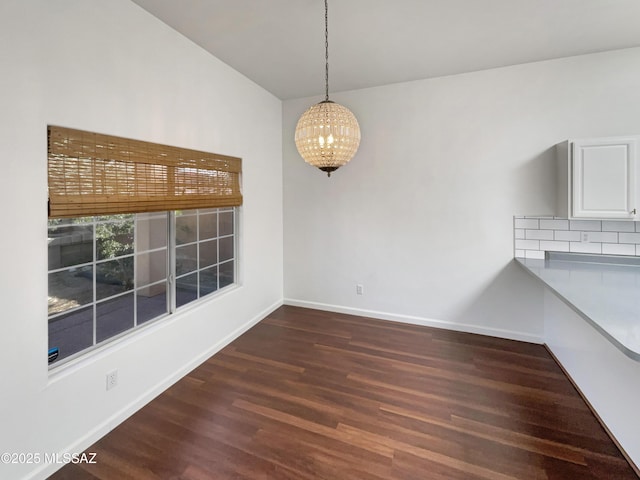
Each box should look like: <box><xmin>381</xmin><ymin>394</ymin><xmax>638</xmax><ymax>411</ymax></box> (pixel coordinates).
<box><xmin>131</xmin><ymin>0</ymin><xmax>640</xmax><ymax>100</ymax></box>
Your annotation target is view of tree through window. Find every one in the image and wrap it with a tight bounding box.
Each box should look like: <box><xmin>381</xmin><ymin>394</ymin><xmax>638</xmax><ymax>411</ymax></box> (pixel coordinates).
<box><xmin>47</xmin><ymin>208</ymin><xmax>237</xmax><ymax>366</ymax></box>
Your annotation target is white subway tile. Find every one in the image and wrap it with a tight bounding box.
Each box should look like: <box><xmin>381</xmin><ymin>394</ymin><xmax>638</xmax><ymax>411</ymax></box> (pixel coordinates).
<box><xmin>514</xmin><ymin>249</ymin><xmax>525</xmax><ymax>258</ymax></box>
<box><xmin>539</xmin><ymin>219</ymin><xmax>568</xmax><ymax>230</ymax></box>
<box><xmin>586</xmin><ymin>231</ymin><xmax>617</xmax><ymax>243</ymax></box>
<box><xmin>636</xmin><ymin>222</ymin><xmax>640</xmax><ymax>233</ymax></box>
<box><xmin>515</xmin><ymin>239</ymin><xmax>540</xmax><ymax>250</ymax></box>
<box><xmin>602</xmin><ymin>220</ymin><xmax>635</xmax><ymax>232</ymax></box>
<box><xmin>569</xmin><ymin>220</ymin><xmax>601</xmax><ymax>231</ymax></box>
<box><xmin>570</xmin><ymin>242</ymin><xmax>602</xmax><ymax>254</ymax></box>
<box><xmin>514</xmin><ymin>229</ymin><xmax>525</xmax><ymax>239</ymax></box>
<box><xmin>619</xmin><ymin>232</ymin><xmax>640</xmax><ymax>244</ymax></box>
<box><xmin>602</xmin><ymin>243</ymin><xmax>636</xmax><ymax>255</ymax></box>
<box><xmin>637</xmin><ymin>245</ymin><xmax>640</xmax><ymax>255</ymax></box>
<box><xmin>554</xmin><ymin>230</ymin><xmax>581</xmax><ymax>242</ymax></box>
<box><xmin>525</xmin><ymin>229</ymin><xmax>554</xmax><ymax>240</ymax></box>
<box><xmin>515</xmin><ymin>218</ymin><xmax>539</xmax><ymax>229</ymax></box>
<box><xmin>525</xmin><ymin>250</ymin><xmax>545</xmax><ymax>260</ymax></box>
<box><xmin>540</xmin><ymin>241</ymin><xmax>570</xmax><ymax>252</ymax></box>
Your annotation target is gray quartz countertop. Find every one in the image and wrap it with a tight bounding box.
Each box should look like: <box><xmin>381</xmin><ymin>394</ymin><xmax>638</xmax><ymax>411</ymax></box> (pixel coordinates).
<box><xmin>516</xmin><ymin>253</ymin><xmax>640</xmax><ymax>361</ymax></box>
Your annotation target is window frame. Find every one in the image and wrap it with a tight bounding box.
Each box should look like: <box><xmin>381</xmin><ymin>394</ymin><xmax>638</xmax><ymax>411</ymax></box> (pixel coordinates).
<box><xmin>47</xmin><ymin>207</ymin><xmax>239</xmax><ymax>370</ymax></box>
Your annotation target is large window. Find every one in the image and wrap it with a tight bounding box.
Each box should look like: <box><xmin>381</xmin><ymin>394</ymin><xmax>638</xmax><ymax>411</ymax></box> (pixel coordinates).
<box><xmin>47</xmin><ymin>208</ymin><xmax>237</xmax><ymax>366</ymax></box>
<box><xmin>47</xmin><ymin>126</ymin><xmax>242</xmax><ymax>367</ymax></box>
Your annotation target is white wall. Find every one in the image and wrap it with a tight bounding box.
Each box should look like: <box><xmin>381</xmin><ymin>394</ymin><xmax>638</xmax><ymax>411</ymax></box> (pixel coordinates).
<box><xmin>0</xmin><ymin>1</ymin><xmax>283</xmax><ymax>479</ymax></box>
<box><xmin>283</xmin><ymin>47</ymin><xmax>640</xmax><ymax>342</ymax></box>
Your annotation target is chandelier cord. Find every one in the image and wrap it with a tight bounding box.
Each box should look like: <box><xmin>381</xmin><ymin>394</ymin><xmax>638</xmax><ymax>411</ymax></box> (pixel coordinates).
<box><xmin>324</xmin><ymin>0</ymin><xmax>329</xmax><ymax>101</ymax></box>
<box><xmin>294</xmin><ymin>0</ymin><xmax>360</xmax><ymax>177</ymax></box>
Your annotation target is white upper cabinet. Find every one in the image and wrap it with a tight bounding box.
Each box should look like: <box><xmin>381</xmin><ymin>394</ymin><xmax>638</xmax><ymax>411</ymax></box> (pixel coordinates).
<box><xmin>557</xmin><ymin>136</ymin><xmax>638</xmax><ymax>220</ymax></box>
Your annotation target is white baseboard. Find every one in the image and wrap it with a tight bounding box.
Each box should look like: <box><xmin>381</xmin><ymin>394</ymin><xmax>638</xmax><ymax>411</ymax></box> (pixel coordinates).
<box><xmin>283</xmin><ymin>298</ymin><xmax>543</xmax><ymax>345</ymax></box>
<box><xmin>30</xmin><ymin>299</ymin><xmax>283</xmax><ymax>480</ymax></box>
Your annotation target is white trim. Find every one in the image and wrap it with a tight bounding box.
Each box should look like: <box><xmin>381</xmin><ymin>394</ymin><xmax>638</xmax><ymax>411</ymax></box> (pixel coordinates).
<box><xmin>283</xmin><ymin>298</ymin><xmax>544</xmax><ymax>345</ymax></box>
<box><xmin>33</xmin><ymin>299</ymin><xmax>283</xmax><ymax>480</ymax></box>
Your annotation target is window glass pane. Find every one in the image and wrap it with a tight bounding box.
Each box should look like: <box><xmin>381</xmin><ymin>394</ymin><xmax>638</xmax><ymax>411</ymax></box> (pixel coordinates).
<box><xmin>176</xmin><ymin>244</ymin><xmax>197</xmax><ymax>276</ymax></box>
<box><xmin>48</xmin><ymin>224</ymin><xmax>93</xmax><ymax>270</ymax></box>
<box><xmin>219</xmin><ymin>236</ymin><xmax>234</xmax><ymax>263</ymax></box>
<box><xmin>96</xmin><ymin>220</ymin><xmax>134</xmax><ymax>260</ymax></box>
<box><xmin>176</xmin><ymin>273</ymin><xmax>198</xmax><ymax>307</ymax></box>
<box><xmin>96</xmin><ymin>294</ymin><xmax>134</xmax><ymax>343</ymax></box>
<box><xmin>48</xmin><ymin>217</ymin><xmax>92</xmax><ymax>227</ymax></box>
<box><xmin>176</xmin><ymin>212</ymin><xmax>197</xmax><ymax>245</ymax></box>
<box><xmin>199</xmin><ymin>212</ymin><xmax>217</xmax><ymax>240</ymax></box>
<box><xmin>136</xmin><ymin>213</ymin><xmax>167</xmax><ymax>251</ymax></box>
<box><xmin>96</xmin><ymin>257</ymin><xmax>134</xmax><ymax>301</ymax></box>
<box><xmin>219</xmin><ymin>260</ymin><xmax>234</xmax><ymax>289</ymax></box>
<box><xmin>199</xmin><ymin>239</ymin><xmax>218</xmax><ymax>269</ymax></box>
<box><xmin>200</xmin><ymin>266</ymin><xmax>218</xmax><ymax>297</ymax></box>
<box><xmin>176</xmin><ymin>209</ymin><xmax>198</xmax><ymax>216</ymax></box>
<box><xmin>137</xmin><ymin>284</ymin><xmax>167</xmax><ymax>325</ymax></box>
<box><xmin>219</xmin><ymin>211</ymin><xmax>234</xmax><ymax>236</ymax></box>
<box><xmin>48</xmin><ymin>306</ymin><xmax>93</xmax><ymax>364</ymax></box>
<box><xmin>95</xmin><ymin>214</ymin><xmax>134</xmax><ymax>223</ymax></box>
<box><xmin>48</xmin><ymin>266</ymin><xmax>93</xmax><ymax>315</ymax></box>
<box><xmin>137</xmin><ymin>250</ymin><xmax>167</xmax><ymax>287</ymax></box>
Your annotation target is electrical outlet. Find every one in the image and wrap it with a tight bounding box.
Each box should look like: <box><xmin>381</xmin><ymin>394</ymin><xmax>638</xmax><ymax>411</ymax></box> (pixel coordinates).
<box><xmin>356</xmin><ymin>284</ymin><xmax>364</xmax><ymax>295</ymax></box>
<box><xmin>582</xmin><ymin>232</ymin><xmax>589</xmax><ymax>243</ymax></box>
<box><xmin>106</xmin><ymin>370</ymin><xmax>118</xmax><ymax>391</ymax></box>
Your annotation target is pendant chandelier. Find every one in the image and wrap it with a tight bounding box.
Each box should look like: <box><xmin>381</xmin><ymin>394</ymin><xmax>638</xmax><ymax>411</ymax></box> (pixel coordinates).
<box><xmin>294</xmin><ymin>0</ymin><xmax>361</xmax><ymax>177</ymax></box>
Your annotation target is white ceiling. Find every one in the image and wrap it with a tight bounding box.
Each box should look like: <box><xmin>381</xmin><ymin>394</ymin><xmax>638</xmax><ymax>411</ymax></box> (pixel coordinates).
<box><xmin>131</xmin><ymin>0</ymin><xmax>640</xmax><ymax>100</ymax></box>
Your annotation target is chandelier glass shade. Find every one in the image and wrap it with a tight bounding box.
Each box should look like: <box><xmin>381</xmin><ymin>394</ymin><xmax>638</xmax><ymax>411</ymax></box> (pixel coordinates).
<box><xmin>294</xmin><ymin>0</ymin><xmax>361</xmax><ymax>177</ymax></box>
<box><xmin>294</xmin><ymin>100</ymin><xmax>360</xmax><ymax>176</ymax></box>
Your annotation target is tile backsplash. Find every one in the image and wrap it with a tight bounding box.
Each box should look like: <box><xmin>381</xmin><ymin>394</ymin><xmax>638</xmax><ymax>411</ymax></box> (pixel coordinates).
<box><xmin>514</xmin><ymin>216</ymin><xmax>640</xmax><ymax>259</ymax></box>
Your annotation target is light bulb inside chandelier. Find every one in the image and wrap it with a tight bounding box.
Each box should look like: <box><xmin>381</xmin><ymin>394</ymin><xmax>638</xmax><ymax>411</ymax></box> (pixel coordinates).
<box><xmin>294</xmin><ymin>0</ymin><xmax>361</xmax><ymax>177</ymax></box>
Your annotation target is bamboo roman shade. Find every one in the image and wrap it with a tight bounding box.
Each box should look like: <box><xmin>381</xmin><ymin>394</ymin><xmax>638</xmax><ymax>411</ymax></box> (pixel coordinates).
<box><xmin>48</xmin><ymin>126</ymin><xmax>242</xmax><ymax>218</ymax></box>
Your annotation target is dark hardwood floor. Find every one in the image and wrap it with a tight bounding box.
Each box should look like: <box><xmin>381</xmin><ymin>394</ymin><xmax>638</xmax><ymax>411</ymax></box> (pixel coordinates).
<box><xmin>50</xmin><ymin>306</ymin><xmax>638</xmax><ymax>479</ymax></box>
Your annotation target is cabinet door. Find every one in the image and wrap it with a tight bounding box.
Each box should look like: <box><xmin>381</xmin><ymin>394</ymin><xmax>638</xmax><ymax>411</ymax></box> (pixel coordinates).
<box><xmin>572</xmin><ymin>138</ymin><xmax>637</xmax><ymax>219</ymax></box>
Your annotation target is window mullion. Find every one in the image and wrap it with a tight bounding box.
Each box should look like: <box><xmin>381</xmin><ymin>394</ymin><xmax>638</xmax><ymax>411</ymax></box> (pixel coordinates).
<box><xmin>217</xmin><ymin>210</ymin><xmax>221</xmax><ymax>291</ymax></box>
<box><xmin>133</xmin><ymin>215</ymin><xmax>138</xmax><ymax>328</ymax></box>
<box><xmin>92</xmin><ymin>217</ymin><xmax>97</xmax><ymax>347</ymax></box>
<box><xmin>197</xmin><ymin>210</ymin><xmax>201</xmax><ymax>299</ymax></box>
<box><xmin>168</xmin><ymin>211</ymin><xmax>176</xmax><ymax>314</ymax></box>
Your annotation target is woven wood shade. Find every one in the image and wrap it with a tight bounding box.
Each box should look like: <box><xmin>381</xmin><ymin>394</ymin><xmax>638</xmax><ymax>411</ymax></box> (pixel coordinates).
<box><xmin>48</xmin><ymin>126</ymin><xmax>242</xmax><ymax>218</ymax></box>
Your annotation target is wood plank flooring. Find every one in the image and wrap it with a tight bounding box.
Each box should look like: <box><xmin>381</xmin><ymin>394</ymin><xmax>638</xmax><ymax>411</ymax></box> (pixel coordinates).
<box><xmin>50</xmin><ymin>306</ymin><xmax>638</xmax><ymax>479</ymax></box>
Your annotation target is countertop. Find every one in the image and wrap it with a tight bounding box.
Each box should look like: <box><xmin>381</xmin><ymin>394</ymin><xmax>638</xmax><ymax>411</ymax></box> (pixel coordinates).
<box><xmin>516</xmin><ymin>253</ymin><xmax>640</xmax><ymax>361</ymax></box>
